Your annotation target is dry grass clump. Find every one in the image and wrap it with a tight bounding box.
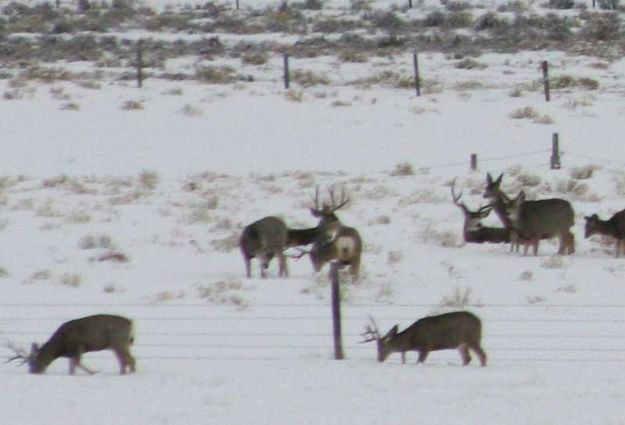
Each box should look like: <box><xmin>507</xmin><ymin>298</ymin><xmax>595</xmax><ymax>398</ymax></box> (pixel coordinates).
<box><xmin>122</xmin><ymin>100</ymin><xmax>144</xmax><ymax>110</ymax></box>
<box><xmin>196</xmin><ymin>278</ymin><xmax>249</xmax><ymax>309</ymax></box>
<box><xmin>509</xmin><ymin>106</ymin><xmax>553</xmax><ymax>124</ymax></box>
<box><xmin>390</xmin><ymin>162</ymin><xmax>414</xmax><ymax>176</ymax></box>
<box><xmin>570</xmin><ymin>165</ymin><xmax>598</xmax><ymax>180</ymax></box>
<box><xmin>440</xmin><ymin>287</ymin><xmax>474</xmax><ymax>308</ymax></box>
<box><xmin>195</xmin><ymin>65</ymin><xmax>238</xmax><ymax>84</ymax></box>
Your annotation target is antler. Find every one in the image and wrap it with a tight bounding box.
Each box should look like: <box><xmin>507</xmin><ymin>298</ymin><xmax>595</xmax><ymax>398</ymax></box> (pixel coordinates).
<box><xmin>450</xmin><ymin>179</ymin><xmax>468</xmax><ymax>212</ymax></box>
<box><xmin>5</xmin><ymin>341</ymin><xmax>30</xmax><ymax>366</ymax></box>
<box><xmin>286</xmin><ymin>247</ymin><xmax>310</xmax><ymax>260</ymax></box>
<box><xmin>327</xmin><ymin>186</ymin><xmax>349</xmax><ymax>213</ymax></box>
<box><xmin>360</xmin><ymin>316</ymin><xmax>380</xmax><ymax>343</ymax></box>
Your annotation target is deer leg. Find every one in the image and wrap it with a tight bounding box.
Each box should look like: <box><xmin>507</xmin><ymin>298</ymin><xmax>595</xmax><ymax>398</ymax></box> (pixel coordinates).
<box><xmin>401</xmin><ymin>352</ymin><xmax>406</xmax><ymax>364</ymax></box>
<box><xmin>350</xmin><ymin>258</ymin><xmax>360</xmax><ymax>281</ymax></box>
<box><xmin>243</xmin><ymin>256</ymin><xmax>252</xmax><ymax>278</ymax></box>
<box><xmin>471</xmin><ymin>345</ymin><xmax>487</xmax><ymax>367</ymax></box>
<box><xmin>71</xmin><ymin>351</ymin><xmax>97</xmax><ymax>375</ymax></box>
<box><xmin>417</xmin><ymin>350</ymin><xmax>429</xmax><ymax>364</ymax></box>
<box><xmin>567</xmin><ymin>232</ymin><xmax>575</xmax><ymax>254</ymax></box>
<box><xmin>532</xmin><ymin>239</ymin><xmax>539</xmax><ymax>256</ymax></box>
<box><xmin>458</xmin><ymin>344</ymin><xmax>471</xmax><ymax>365</ymax></box>
<box><xmin>278</xmin><ymin>252</ymin><xmax>289</xmax><ymax>277</ymax></box>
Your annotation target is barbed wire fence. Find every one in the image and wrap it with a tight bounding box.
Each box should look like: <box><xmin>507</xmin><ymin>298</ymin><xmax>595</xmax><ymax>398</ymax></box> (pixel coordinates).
<box><xmin>2</xmin><ymin>300</ymin><xmax>625</xmax><ymax>366</ymax></box>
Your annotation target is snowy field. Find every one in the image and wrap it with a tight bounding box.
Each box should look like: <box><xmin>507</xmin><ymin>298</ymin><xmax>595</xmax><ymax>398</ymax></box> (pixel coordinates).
<box><xmin>1</xmin><ymin>0</ymin><xmax>625</xmax><ymax>424</ymax></box>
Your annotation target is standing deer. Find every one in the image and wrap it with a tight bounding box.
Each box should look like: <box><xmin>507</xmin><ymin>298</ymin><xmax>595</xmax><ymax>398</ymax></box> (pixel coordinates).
<box><xmin>7</xmin><ymin>314</ymin><xmax>136</xmax><ymax>375</ymax></box>
<box><xmin>308</xmin><ymin>187</ymin><xmax>362</xmax><ymax>280</ymax></box>
<box><xmin>361</xmin><ymin>311</ymin><xmax>486</xmax><ymax>366</ymax></box>
<box><xmin>483</xmin><ymin>173</ymin><xmax>575</xmax><ymax>255</ymax></box>
<box><xmin>240</xmin><ymin>216</ymin><xmax>288</xmax><ymax>278</ymax></box>
<box><xmin>584</xmin><ymin>210</ymin><xmax>625</xmax><ymax>257</ymax></box>
<box><xmin>451</xmin><ymin>180</ymin><xmax>510</xmax><ymax>244</ymax></box>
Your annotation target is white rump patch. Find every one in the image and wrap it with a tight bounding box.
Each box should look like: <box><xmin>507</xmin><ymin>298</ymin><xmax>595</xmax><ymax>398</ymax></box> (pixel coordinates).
<box><xmin>336</xmin><ymin>236</ymin><xmax>356</xmax><ymax>261</ymax></box>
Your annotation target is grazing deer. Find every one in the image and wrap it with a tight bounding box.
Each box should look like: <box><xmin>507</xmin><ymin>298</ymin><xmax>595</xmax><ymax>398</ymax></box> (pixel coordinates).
<box><xmin>7</xmin><ymin>314</ymin><xmax>135</xmax><ymax>375</ymax></box>
<box><xmin>584</xmin><ymin>210</ymin><xmax>625</xmax><ymax>257</ymax></box>
<box><xmin>361</xmin><ymin>311</ymin><xmax>486</xmax><ymax>366</ymax></box>
<box><xmin>240</xmin><ymin>216</ymin><xmax>288</xmax><ymax>278</ymax></box>
<box><xmin>483</xmin><ymin>173</ymin><xmax>575</xmax><ymax>256</ymax></box>
<box><xmin>451</xmin><ymin>180</ymin><xmax>510</xmax><ymax>244</ymax></box>
<box><xmin>308</xmin><ymin>187</ymin><xmax>362</xmax><ymax>280</ymax></box>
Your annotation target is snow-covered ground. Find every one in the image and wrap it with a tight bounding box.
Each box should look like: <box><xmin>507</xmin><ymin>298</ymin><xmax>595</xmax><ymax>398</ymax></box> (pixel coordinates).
<box><xmin>2</xmin><ymin>0</ymin><xmax>625</xmax><ymax>424</ymax></box>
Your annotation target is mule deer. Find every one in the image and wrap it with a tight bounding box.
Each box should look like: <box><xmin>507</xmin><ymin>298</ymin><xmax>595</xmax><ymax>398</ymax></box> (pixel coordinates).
<box><xmin>505</xmin><ymin>190</ymin><xmax>575</xmax><ymax>255</ymax></box>
<box><xmin>361</xmin><ymin>311</ymin><xmax>486</xmax><ymax>366</ymax></box>
<box><xmin>483</xmin><ymin>173</ymin><xmax>574</xmax><ymax>255</ymax></box>
<box><xmin>240</xmin><ymin>216</ymin><xmax>288</xmax><ymax>278</ymax></box>
<box><xmin>451</xmin><ymin>180</ymin><xmax>510</xmax><ymax>244</ymax></box>
<box><xmin>308</xmin><ymin>186</ymin><xmax>362</xmax><ymax>280</ymax></box>
<box><xmin>7</xmin><ymin>314</ymin><xmax>135</xmax><ymax>375</ymax></box>
<box><xmin>584</xmin><ymin>210</ymin><xmax>625</xmax><ymax>257</ymax></box>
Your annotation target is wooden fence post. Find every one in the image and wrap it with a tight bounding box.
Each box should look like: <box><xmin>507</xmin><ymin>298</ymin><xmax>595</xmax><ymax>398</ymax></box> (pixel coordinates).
<box><xmin>470</xmin><ymin>153</ymin><xmax>477</xmax><ymax>171</ymax></box>
<box><xmin>283</xmin><ymin>53</ymin><xmax>290</xmax><ymax>90</ymax></box>
<box><xmin>235</xmin><ymin>0</ymin><xmax>239</xmax><ymax>10</ymax></box>
<box><xmin>550</xmin><ymin>133</ymin><xmax>561</xmax><ymax>169</ymax></box>
<box><xmin>330</xmin><ymin>262</ymin><xmax>344</xmax><ymax>360</ymax></box>
<box><xmin>413</xmin><ymin>52</ymin><xmax>421</xmax><ymax>97</ymax></box>
<box><xmin>136</xmin><ymin>39</ymin><xmax>143</xmax><ymax>88</ymax></box>
<box><xmin>542</xmin><ymin>60</ymin><xmax>550</xmax><ymax>102</ymax></box>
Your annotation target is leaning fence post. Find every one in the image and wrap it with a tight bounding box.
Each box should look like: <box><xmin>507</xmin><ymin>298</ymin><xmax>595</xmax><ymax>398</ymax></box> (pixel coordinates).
<box><xmin>413</xmin><ymin>52</ymin><xmax>421</xmax><ymax>97</ymax></box>
<box><xmin>283</xmin><ymin>53</ymin><xmax>290</xmax><ymax>90</ymax></box>
<box><xmin>470</xmin><ymin>153</ymin><xmax>478</xmax><ymax>171</ymax></box>
<box><xmin>550</xmin><ymin>133</ymin><xmax>561</xmax><ymax>169</ymax></box>
<box><xmin>330</xmin><ymin>262</ymin><xmax>344</xmax><ymax>360</ymax></box>
<box><xmin>542</xmin><ymin>60</ymin><xmax>550</xmax><ymax>102</ymax></box>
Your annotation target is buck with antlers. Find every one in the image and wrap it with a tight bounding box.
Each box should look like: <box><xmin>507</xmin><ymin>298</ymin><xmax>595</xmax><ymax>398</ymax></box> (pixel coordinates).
<box><xmin>483</xmin><ymin>173</ymin><xmax>575</xmax><ymax>255</ymax></box>
<box><xmin>288</xmin><ymin>187</ymin><xmax>362</xmax><ymax>280</ymax></box>
<box><xmin>361</xmin><ymin>311</ymin><xmax>487</xmax><ymax>366</ymax></box>
<box><xmin>7</xmin><ymin>314</ymin><xmax>136</xmax><ymax>375</ymax></box>
<box><xmin>240</xmin><ymin>216</ymin><xmax>289</xmax><ymax>278</ymax></box>
<box><xmin>451</xmin><ymin>180</ymin><xmax>510</xmax><ymax>244</ymax></box>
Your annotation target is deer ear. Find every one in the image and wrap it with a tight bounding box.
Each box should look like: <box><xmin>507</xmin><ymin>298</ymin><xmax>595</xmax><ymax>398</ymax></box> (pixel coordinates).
<box><xmin>495</xmin><ymin>173</ymin><xmax>503</xmax><ymax>185</ymax></box>
<box><xmin>30</xmin><ymin>343</ymin><xmax>39</xmax><ymax>355</ymax></box>
<box><xmin>310</xmin><ymin>208</ymin><xmax>321</xmax><ymax>217</ymax></box>
<box><xmin>390</xmin><ymin>325</ymin><xmax>398</xmax><ymax>336</ymax></box>
<box><xmin>486</xmin><ymin>173</ymin><xmax>493</xmax><ymax>184</ymax></box>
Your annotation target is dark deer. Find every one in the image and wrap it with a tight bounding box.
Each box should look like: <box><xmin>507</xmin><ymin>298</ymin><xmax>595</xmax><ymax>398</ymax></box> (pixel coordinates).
<box><xmin>7</xmin><ymin>314</ymin><xmax>135</xmax><ymax>375</ymax></box>
<box><xmin>361</xmin><ymin>311</ymin><xmax>486</xmax><ymax>366</ymax></box>
<box><xmin>308</xmin><ymin>186</ymin><xmax>362</xmax><ymax>280</ymax></box>
<box><xmin>240</xmin><ymin>216</ymin><xmax>288</xmax><ymax>278</ymax></box>
<box><xmin>483</xmin><ymin>173</ymin><xmax>575</xmax><ymax>256</ymax></box>
<box><xmin>451</xmin><ymin>180</ymin><xmax>510</xmax><ymax>244</ymax></box>
<box><xmin>584</xmin><ymin>210</ymin><xmax>625</xmax><ymax>257</ymax></box>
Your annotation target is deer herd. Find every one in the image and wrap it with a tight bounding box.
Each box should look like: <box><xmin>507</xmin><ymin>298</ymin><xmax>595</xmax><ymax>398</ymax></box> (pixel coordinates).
<box><xmin>5</xmin><ymin>174</ymin><xmax>623</xmax><ymax>374</ymax></box>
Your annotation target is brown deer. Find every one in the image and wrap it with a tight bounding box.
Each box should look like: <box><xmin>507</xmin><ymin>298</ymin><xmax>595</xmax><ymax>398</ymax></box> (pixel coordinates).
<box><xmin>300</xmin><ymin>186</ymin><xmax>362</xmax><ymax>280</ymax></box>
<box><xmin>451</xmin><ymin>180</ymin><xmax>510</xmax><ymax>244</ymax></box>
<box><xmin>240</xmin><ymin>216</ymin><xmax>289</xmax><ymax>278</ymax></box>
<box><xmin>361</xmin><ymin>311</ymin><xmax>486</xmax><ymax>366</ymax></box>
<box><xmin>584</xmin><ymin>210</ymin><xmax>625</xmax><ymax>257</ymax></box>
<box><xmin>7</xmin><ymin>314</ymin><xmax>136</xmax><ymax>375</ymax></box>
<box><xmin>483</xmin><ymin>173</ymin><xmax>575</xmax><ymax>255</ymax></box>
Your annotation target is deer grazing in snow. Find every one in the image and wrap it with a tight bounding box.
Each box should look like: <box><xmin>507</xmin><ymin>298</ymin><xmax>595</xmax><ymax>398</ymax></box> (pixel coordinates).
<box><xmin>451</xmin><ymin>180</ymin><xmax>510</xmax><ymax>244</ymax></box>
<box><xmin>7</xmin><ymin>314</ymin><xmax>136</xmax><ymax>375</ymax></box>
<box><xmin>483</xmin><ymin>173</ymin><xmax>575</xmax><ymax>256</ymax></box>
<box><xmin>361</xmin><ymin>311</ymin><xmax>487</xmax><ymax>366</ymax></box>
<box><xmin>240</xmin><ymin>216</ymin><xmax>289</xmax><ymax>278</ymax></box>
<box><xmin>288</xmin><ymin>187</ymin><xmax>362</xmax><ymax>280</ymax></box>
<box><xmin>584</xmin><ymin>210</ymin><xmax>625</xmax><ymax>257</ymax></box>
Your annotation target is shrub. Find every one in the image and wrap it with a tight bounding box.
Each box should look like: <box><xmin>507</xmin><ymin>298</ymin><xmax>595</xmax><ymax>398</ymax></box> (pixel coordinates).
<box><xmin>390</xmin><ymin>162</ymin><xmax>414</xmax><ymax>176</ymax></box>
<box><xmin>195</xmin><ymin>65</ymin><xmax>237</xmax><ymax>84</ymax></box>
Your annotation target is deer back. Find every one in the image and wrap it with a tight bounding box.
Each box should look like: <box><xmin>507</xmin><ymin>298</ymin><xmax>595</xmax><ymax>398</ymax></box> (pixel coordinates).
<box><xmin>512</xmin><ymin>197</ymin><xmax>574</xmax><ymax>239</ymax></box>
<box><xmin>30</xmin><ymin>314</ymin><xmax>133</xmax><ymax>374</ymax></box>
<box><xmin>240</xmin><ymin>216</ymin><xmax>288</xmax><ymax>259</ymax></box>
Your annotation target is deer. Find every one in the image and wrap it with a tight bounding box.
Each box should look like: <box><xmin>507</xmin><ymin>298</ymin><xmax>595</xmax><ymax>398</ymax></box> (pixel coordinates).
<box><xmin>451</xmin><ymin>180</ymin><xmax>510</xmax><ymax>244</ymax></box>
<box><xmin>240</xmin><ymin>216</ymin><xmax>289</xmax><ymax>278</ymax></box>
<box><xmin>6</xmin><ymin>314</ymin><xmax>136</xmax><ymax>375</ymax></box>
<box><xmin>483</xmin><ymin>173</ymin><xmax>575</xmax><ymax>256</ymax></box>
<box><xmin>584</xmin><ymin>210</ymin><xmax>625</xmax><ymax>257</ymax></box>
<box><xmin>289</xmin><ymin>187</ymin><xmax>362</xmax><ymax>280</ymax></box>
<box><xmin>361</xmin><ymin>311</ymin><xmax>487</xmax><ymax>366</ymax></box>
